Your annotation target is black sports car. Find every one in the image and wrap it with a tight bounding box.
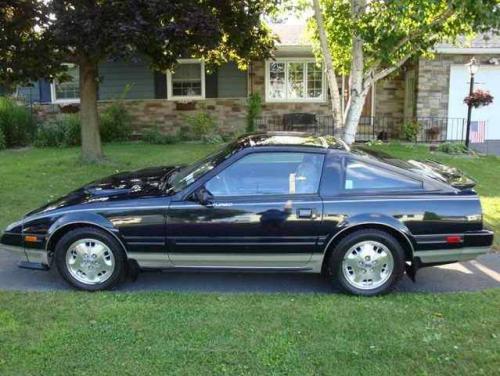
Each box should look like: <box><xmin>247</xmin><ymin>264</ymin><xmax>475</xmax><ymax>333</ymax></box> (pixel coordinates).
<box><xmin>0</xmin><ymin>133</ymin><xmax>493</xmax><ymax>295</ymax></box>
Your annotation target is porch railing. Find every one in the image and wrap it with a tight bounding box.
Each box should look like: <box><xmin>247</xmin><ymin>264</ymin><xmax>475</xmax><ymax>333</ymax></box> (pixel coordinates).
<box><xmin>254</xmin><ymin>114</ymin><xmax>466</xmax><ymax>143</ymax></box>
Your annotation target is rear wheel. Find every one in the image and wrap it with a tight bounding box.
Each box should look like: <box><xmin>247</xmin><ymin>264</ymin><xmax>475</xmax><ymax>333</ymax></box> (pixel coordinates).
<box><xmin>55</xmin><ymin>227</ymin><xmax>127</xmax><ymax>291</ymax></box>
<box><xmin>328</xmin><ymin>229</ymin><xmax>405</xmax><ymax>296</ymax></box>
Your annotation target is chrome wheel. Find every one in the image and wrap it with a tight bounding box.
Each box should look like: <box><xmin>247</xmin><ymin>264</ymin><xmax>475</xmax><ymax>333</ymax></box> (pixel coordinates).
<box><xmin>342</xmin><ymin>240</ymin><xmax>394</xmax><ymax>290</ymax></box>
<box><xmin>65</xmin><ymin>238</ymin><xmax>115</xmax><ymax>285</ymax></box>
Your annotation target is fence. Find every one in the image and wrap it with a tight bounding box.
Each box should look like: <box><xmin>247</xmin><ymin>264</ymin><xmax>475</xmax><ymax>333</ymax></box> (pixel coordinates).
<box><xmin>254</xmin><ymin>114</ymin><xmax>466</xmax><ymax>143</ymax></box>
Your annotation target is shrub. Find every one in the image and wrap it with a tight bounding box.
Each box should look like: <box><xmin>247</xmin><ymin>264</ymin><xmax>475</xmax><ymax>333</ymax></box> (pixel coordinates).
<box><xmin>184</xmin><ymin>109</ymin><xmax>217</xmax><ymax>141</ymax></box>
<box><xmin>0</xmin><ymin>96</ymin><xmax>36</xmax><ymax>147</ymax></box>
<box><xmin>246</xmin><ymin>93</ymin><xmax>262</xmax><ymax>133</ymax></box>
<box><xmin>201</xmin><ymin>134</ymin><xmax>224</xmax><ymax>144</ymax></box>
<box><xmin>0</xmin><ymin>127</ymin><xmax>5</xmax><ymax>150</ymax></box>
<box><xmin>402</xmin><ymin>121</ymin><xmax>421</xmax><ymax>142</ymax></box>
<box><xmin>142</xmin><ymin>127</ymin><xmax>179</xmax><ymax>145</ymax></box>
<box><xmin>100</xmin><ymin>102</ymin><xmax>132</xmax><ymax>142</ymax></box>
<box><xmin>436</xmin><ymin>142</ymin><xmax>468</xmax><ymax>154</ymax></box>
<box><xmin>34</xmin><ymin>114</ymin><xmax>81</xmax><ymax>148</ymax></box>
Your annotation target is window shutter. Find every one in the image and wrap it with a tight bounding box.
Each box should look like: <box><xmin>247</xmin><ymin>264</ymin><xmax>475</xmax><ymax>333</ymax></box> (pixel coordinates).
<box><xmin>39</xmin><ymin>79</ymin><xmax>52</xmax><ymax>103</ymax></box>
<box><xmin>205</xmin><ymin>70</ymin><xmax>218</xmax><ymax>98</ymax></box>
<box><xmin>154</xmin><ymin>71</ymin><xmax>167</xmax><ymax>99</ymax></box>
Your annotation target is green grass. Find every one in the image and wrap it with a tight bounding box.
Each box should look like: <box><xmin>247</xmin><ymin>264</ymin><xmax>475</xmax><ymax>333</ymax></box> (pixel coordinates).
<box><xmin>0</xmin><ymin>142</ymin><xmax>499</xmax><ymax>375</ymax></box>
<box><xmin>0</xmin><ymin>290</ymin><xmax>499</xmax><ymax>375</ymax></box>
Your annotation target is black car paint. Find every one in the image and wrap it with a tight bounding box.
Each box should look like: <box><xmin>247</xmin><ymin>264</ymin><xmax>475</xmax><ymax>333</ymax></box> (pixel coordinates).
<box><xmin>1</xmin><ymin>134</ymin><xmax>493</xmax><ymax>270</ymax></box>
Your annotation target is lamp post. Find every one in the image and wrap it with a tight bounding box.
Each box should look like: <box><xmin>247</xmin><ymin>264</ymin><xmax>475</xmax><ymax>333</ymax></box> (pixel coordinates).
<box><xmin>465</xmin><ymin>57</ymin><xmax>479</xmax><ymax>148</ymax></box>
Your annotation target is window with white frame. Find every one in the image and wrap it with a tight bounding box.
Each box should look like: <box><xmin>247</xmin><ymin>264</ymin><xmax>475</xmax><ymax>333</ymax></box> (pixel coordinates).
<box><xmin>167</xmin><ymin>60</ymin><xmax>205</xmax><ymax>99</ymax></box>
<box><xmin>51</xmin><ymin>64</ymin><xmax>80</xmax><ymax>103</ymax></box>
<box><xmin>266</xmin><ymin>60</ymin><xmax>324</xmax><ymax>102</ymax></box>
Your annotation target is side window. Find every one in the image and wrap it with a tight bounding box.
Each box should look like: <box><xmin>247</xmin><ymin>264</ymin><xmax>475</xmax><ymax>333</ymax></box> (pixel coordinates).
<box><xmin>344</xmin><ymin>159</ymin><xmax>422</xmax><ymax>191</ymax></box>
<box><xmin>206</xmin><ymin>152</ymin><xmax>325</xmax><ymax>196</ymax></box>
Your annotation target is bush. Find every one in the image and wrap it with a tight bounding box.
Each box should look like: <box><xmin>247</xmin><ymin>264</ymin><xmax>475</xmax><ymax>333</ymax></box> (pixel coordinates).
<box><xmin>402</xmin><ymin>121</ymin><xmax>421</xmax><ymax>142</ymax></box>
<box><xmin>0</xmin><ymin>127</ymin><xmax>5</xmax><ymax>150</ymax></box>
<box><xmin>142</xmin><ymin>127</ymin><xmax>179</xmax><ymax>145</ymax></box>
<box><xmin>34</xmin><ymin>114</ymin><xmax>81</xmax><ymax>148</ymax></box>
<box><xmin>0</xmin><ymin>96</ymin><xmax>36</xmax><ymax>147</ymax></box>
<box><xmin>201</xmin><ymin>134</ymin><xmax>224</xmax><ymax>144</ymax></box>
<box><xmin>246</xmin><ymin>93</ymin><xmax>262</xmax><ymax>133</ymax></box>
<box><xmin>184</xmin><ymin>110</ymin><xmax>217</xmax><ymax>141</ymax></box>
<box><xmin>100</xmin><ymin>102</ymin><xmax>132</xmax><ymax>142</ymax></box>
<box><xmin>436</xmin><ymin>142</ymin><xmax>468</xmax><ymax>154</ymax></box>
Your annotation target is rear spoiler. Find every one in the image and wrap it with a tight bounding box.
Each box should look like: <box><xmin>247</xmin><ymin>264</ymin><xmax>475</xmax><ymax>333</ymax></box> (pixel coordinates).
<box><xmin>407</xmin><ymin>160</ymin><xmax>476</xmax><ymax>189</ymax></box>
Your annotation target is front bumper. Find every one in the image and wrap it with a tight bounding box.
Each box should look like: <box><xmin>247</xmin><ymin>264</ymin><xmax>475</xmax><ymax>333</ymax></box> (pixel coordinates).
<box><xmin>0</xmin><ymin>243</ymin><xmax>50</xmax><ymax>266</ymax></box>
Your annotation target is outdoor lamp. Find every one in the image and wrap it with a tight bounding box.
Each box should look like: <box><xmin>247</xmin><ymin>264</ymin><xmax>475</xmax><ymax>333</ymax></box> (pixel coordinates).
<box><xmin>466</xmin><ymin>57</ymin><xmax>479</xmax><ymax>75</ymax></box>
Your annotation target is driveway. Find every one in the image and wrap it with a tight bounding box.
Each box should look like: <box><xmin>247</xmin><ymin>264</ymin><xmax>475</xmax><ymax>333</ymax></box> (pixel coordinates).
<box><xmin>0</xmin><ymin>251</ymin><xmax>499</xmax><ymax>293</ymax></box>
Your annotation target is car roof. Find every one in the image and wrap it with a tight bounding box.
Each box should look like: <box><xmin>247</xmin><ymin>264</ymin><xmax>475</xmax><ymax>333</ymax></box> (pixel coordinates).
<box><xmin>235</xmin><ymin>132</ymin><xmax>348</xmax><ymax>151</ymax></box>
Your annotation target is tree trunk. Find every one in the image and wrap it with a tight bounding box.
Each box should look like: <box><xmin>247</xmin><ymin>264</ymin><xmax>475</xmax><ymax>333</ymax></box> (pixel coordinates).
<box><xmin>343</xmin><ymin>88</ymin><xmax>370</xmax><ymax>144</ymax></box>
<box><xmin>312</xmin><ymin>0</ymin><xmax>343</xmax><ymax>130</ymax></box>
<box><xmin>79</xmin><ymin>56</ymin><xmax>103</xmax><ymax>162</ymax></box>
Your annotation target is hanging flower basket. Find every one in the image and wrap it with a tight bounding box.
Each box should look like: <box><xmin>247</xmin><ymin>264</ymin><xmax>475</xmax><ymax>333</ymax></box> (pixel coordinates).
<box><xmin>464</xmin><ymin>90</ymin><xmax>494</xmax><ymax>108</ymax></box>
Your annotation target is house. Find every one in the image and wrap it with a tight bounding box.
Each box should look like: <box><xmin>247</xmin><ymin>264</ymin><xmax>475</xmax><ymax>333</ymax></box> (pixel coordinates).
<box><xmin>15</xmin><ymin>24</ymin><xmax>500</xmax><ymax>150</ymax></box>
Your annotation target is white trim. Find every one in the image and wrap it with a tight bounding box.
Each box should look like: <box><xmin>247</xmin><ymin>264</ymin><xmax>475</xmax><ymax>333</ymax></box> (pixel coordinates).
<box><xmin>50</xmin><ymin>63</ymin><xmax>80</xmax><ymax>104</ymax></box>
<box><xmin>265</xmin><ymin>58</ymin><xmax>326</xmax><ymax>103</ymax></box>
<box><xmin>51</xmin><ymin>80</ymin><xmax>80</xmax><ymax>104</ymax></box>
<box><xmin>167</xmin><ymin>59</ymin><xmax>205</xmax><ymax>101</ymax></box>
<box><xmin>435</xmin><ymin>47</ymin><xmax>500</xmax><ymax>54</ymax></box>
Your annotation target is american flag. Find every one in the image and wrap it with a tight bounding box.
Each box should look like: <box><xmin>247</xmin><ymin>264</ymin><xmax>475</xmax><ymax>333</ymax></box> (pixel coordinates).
<box><xmin>470</xmin><ymin>121</ymin><xmax>486</xmax><ymax>143</ymax></box>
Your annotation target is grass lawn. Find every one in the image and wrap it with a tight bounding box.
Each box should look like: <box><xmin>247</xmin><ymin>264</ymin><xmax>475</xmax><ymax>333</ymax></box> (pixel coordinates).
<box><xmin>0</xmin><ymin>142</ymin><xmax>499</xmax><ymax>375</ymax></box>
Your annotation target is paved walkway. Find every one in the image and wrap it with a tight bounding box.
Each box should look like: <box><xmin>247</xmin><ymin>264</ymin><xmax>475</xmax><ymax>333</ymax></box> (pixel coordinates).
<box><xmin>0</xmin><ymin>252</ymin><xmax>499</xmax><ymax>293</ymax></box>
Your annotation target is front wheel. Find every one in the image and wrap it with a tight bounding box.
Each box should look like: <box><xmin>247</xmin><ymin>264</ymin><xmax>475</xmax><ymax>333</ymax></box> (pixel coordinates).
<box><xmin>328</xmin><ymin>229</ymin><xmax>405</xmax><ymax>296</ymax></box>
<box><xmin>55</xmin><ymin>227</ymin><xmax>127</xmax><ymax>291</ymax></box>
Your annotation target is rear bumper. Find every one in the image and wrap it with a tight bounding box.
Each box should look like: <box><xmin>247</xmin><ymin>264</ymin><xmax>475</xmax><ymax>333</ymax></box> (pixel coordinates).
<box><xmin>414</xmin><ymin>246</ymin><xmax>490</xmax><ymax>264</ymax></box>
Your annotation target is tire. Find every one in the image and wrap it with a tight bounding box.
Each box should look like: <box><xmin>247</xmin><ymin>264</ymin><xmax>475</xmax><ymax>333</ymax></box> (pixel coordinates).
<box><xmin>55</xmin><ymin>227</ymin><xmax>127</xmax><ymax>291</ymax></box>
<box><xmin>327</xmin><ymin>229</ymin><xmax>405</xmax><ymax>296</ymax></box>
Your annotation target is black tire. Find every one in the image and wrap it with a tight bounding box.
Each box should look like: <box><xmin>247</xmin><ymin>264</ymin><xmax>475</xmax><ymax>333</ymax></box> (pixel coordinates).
<box><xmin>55</xmin><ymin>227</ymin><xmax>127</xmax><ymax>291</ymax></box>
<box><xmin>327</xmin><ymin>229</ymin><xmax>405</xmax><ymax>296</ymax></box>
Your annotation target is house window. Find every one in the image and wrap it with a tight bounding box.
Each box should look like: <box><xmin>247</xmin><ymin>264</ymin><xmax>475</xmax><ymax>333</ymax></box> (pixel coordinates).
<box><xmin>51</xmin><ymin>64</ymin><xmax>80</xmax><ymax>103</ymax></box>
<box><xmin>266</xmin><ymin>59</ymin><xmax>324</xmax><ymax>102</ymax></box>
<box><xmin>167</xmin><ymin>60</ymin><xmax>205</xmax><ymax>100</ymax></box>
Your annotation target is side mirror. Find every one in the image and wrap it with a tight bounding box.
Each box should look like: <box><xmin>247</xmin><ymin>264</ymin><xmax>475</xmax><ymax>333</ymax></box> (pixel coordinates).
<box><xmin>194</xmin><ymin>186</ymin><xmax>213</xmax><ymax>206</ymax></box>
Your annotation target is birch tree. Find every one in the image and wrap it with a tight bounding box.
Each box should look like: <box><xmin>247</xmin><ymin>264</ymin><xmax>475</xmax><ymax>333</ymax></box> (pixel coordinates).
<box><xmin>310</xmin><ymin>0</ymin><xmax>500</xmax><ymax>144</ymax></box>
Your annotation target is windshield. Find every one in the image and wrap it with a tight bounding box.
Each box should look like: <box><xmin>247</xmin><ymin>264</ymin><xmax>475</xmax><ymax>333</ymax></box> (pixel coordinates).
<box><xmin>166</xmin><ymin>142</ymin><xmax>239</xmax><ymax>193</ymax></box>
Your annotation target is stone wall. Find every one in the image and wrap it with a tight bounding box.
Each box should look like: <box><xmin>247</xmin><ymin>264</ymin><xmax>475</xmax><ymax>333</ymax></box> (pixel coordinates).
<box><xmin>374</xmin><ymin>72</ymin><xmax>405</xmax><ymax>119</ymax></box>
<box><xmin>416</xmin><ymin>54</ymin><xmax>499</xmax><ymax>118</ymax></box>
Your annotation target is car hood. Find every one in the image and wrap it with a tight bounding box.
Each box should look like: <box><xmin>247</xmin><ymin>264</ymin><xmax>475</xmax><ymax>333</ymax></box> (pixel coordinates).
<box><xmin>25</xmin><ymin>166</ymin><xmax>180</xmax><ymax>217</ymax></box>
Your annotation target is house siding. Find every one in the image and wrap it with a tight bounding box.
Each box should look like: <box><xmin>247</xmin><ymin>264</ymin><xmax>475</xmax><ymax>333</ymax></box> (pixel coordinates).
<box><xmin>217</xmin><ymin>62</ymin><xmax>247</xmax><ymax>98</ymax></box>
<box><xmin>98</xmin><ymin>59</ymin><xmax>155</xmax><ymax>100</ymax></box>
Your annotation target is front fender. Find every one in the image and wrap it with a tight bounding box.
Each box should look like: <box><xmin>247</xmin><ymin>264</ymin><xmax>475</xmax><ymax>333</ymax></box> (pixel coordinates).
<box><xmin>45</xmin><ymin>212</ymin><xmax>125</xmax><ymax>252</ymax></box>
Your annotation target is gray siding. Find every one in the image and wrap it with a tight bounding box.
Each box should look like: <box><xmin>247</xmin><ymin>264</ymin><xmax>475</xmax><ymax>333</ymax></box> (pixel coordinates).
<box><xmin>17</xmin><ymin>81</ymin><xmax>41</xmax><ymax>103</ymax></box>
<box><xmin>99</xmin><ymin>59</ymin><xmax>155</xmax><ymax>100</ymax></box>
<box><xmin>217</xmin><ymin>62</ymin><xmax>247</xmax><ymax>98</ymax></box>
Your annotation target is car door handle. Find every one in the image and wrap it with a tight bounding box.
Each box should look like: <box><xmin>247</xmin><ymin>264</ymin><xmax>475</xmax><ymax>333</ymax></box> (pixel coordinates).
<box><xmin>297</xmin><ymin>208</ymin><xmax>315</xmax><ymax>218</ymax></box>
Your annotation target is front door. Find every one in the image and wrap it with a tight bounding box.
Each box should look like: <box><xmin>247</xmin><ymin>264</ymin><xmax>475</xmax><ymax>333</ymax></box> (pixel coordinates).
<box><xmin>166</xmin><ymin>151</ymin><xmax>325</xmax><ymax>269</ymax></box>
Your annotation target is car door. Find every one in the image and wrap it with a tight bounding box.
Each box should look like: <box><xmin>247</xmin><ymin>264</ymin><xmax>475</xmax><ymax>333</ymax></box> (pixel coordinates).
<box><xmin>166</xmin><ymin>150</ymin><xmax>326</xmax><ymax>269</ymax></box>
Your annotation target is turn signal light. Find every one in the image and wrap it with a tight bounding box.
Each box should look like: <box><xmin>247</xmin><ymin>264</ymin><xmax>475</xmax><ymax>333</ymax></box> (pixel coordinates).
<box><xmin>24</xmin><ymin>235</ymin><xmax>38</xmax><ymax>243</ymax></box>
<box><xmin>446</xmin><ymin>236</ymin><xmax>462</xmax><ymax>244</ymax></box>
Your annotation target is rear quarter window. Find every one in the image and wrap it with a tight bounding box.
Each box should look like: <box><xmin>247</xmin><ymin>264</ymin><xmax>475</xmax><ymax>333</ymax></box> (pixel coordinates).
<box><xmin>344</xmin><ymin>159</ymin><xmax>423</xmax><ymax>192</ymax></box>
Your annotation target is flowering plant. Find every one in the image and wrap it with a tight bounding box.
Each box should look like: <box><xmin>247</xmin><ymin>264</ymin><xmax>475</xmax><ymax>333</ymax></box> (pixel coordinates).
<box><xmin>464</xmin><ymin>90</ymin><xmax>494</xmax><ymax>108</ymax></box>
